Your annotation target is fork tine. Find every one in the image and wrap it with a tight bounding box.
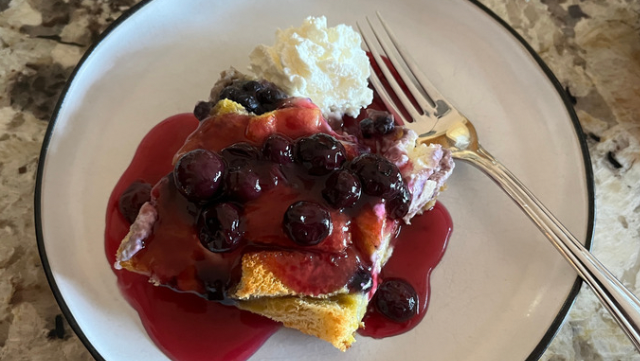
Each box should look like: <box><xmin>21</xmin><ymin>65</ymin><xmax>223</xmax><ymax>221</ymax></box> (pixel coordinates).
<box><xmin>365</xmin><ymin>16</ymin><xmax>433</xmax><ymax>113</ymax></box>
<box><xmin>375</xmin><ymin>12</ymin><xmax>450</xmax><ymax>114</ymax></box>
<box><xmin>357</xmin><ymin>22</ymin><xmax>423</xmax><ymax>122</ymax></box>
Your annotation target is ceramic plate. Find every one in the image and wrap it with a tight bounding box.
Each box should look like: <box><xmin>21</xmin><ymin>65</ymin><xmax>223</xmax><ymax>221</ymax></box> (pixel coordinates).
<box><xmin>35</xmin><ymin>0</ymin><xmax>594</xmax><ymax>360</ymax></box>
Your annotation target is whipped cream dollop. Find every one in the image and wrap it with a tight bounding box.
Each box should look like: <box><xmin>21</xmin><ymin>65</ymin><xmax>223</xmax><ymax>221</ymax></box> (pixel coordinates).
<box><xmin>249</xmin><ymin>16</ymin><xmax>373</xmax><ymax>118</ymax></box>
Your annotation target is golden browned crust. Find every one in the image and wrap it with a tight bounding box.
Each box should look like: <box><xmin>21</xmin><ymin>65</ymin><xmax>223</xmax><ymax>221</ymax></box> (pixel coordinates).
<box><xmin>231</xmin><ymin>252</ymin><xmax>350</xmax><ymax>299</ymax></box>
<box><xmin>238</xmin><ymin>293</ymin><xmax>368</xmax><ymax>351</ymax></box>
<box><xmin>232</xmin><ymin>253</ymin><xmax>295</xmax><ymax>299</ymax></box>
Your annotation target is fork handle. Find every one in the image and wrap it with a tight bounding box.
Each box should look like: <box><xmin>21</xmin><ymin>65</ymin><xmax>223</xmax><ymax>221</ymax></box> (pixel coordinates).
<box><xmin>456</xmin><ymin>146</ymin><xmax>640</xmax><ymax>351</ymax></box>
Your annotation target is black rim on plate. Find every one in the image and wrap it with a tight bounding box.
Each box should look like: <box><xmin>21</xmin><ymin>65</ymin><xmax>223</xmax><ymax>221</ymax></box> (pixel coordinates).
<box><xmin>34</xmin><ymin>1</ymin><xmax>595</xmax><ymax>360</ymax></box>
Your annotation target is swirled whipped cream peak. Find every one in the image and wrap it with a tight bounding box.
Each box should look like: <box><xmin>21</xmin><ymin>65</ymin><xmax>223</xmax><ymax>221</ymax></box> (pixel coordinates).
<box><xmin>249</xmin><ymin>16</ymin><xmax>373</xmax><ymax>118</ymax></box>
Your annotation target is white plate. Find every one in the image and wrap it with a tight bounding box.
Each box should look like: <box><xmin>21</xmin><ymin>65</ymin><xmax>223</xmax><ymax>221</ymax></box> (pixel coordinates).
<box><xmin>35</xmin><ymin>0</ymin><xmax>594</xmax><ymax>360</ymax></box>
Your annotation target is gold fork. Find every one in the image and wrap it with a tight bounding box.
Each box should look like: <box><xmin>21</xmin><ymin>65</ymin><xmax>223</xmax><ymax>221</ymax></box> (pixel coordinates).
<box><xmin>358</xmin><ymin>12</ymin><xmax>640</xmax><ymax>350</ymax></box>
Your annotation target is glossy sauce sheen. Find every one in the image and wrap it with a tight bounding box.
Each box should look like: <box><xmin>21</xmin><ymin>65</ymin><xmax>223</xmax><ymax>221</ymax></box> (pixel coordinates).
<box><xmin>118</xmin><ymin>102</ymin><xmax>376</xmax><ymax>300</ymax></box>
<box><xmin>105</xmin><ymin>113</ymin><xmax>452</xmax><ymax>361</ymax></box>
<box><xmin>359</xmin><ymin>204</ymin><xmax>452</xmax><ymax>337</ymax></box>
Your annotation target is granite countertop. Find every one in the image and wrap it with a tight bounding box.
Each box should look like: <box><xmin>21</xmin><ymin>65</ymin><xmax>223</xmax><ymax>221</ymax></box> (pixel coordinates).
<box><xmin>1</xmin><ymin>0</ymin><xmax>639</xmax><ymax>360</ymax></box>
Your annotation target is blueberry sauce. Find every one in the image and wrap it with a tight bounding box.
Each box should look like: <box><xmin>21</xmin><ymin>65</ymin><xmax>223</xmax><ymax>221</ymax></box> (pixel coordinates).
<box><xmin>113</xmin><ymin>103</ymin><xmax>380</xmax><ymax>301</ymax></box>
<box><xmin>105</xmin><ymin>111</ymin><xmax>452</xmax><ymax>360</ymax></box>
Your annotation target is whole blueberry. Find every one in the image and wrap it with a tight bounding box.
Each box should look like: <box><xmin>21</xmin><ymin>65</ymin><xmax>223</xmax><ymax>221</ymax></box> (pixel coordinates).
<box><xmin>173</xmin><ymin>149</ymin><xmax>225</xmax><ymax>201</ymax></box>
<box><xmin>350</xmin><ymin>154</ymin><xmax>404</xmax><ymax>199</ymax></box>
<box><xmin>236</xmin><ymin>94</ymin><xmax>259</xmax><ymax>113</ymax></box>
<box><xmin>262</xmin><ymin>134</ymin><xmax>294</xmax><ymax>164</ymax></box>
<box><xmin>374</xmin><ymin>279</ymin><xmax>418</xmax><ymax>323</ymax></box>
<box><xmin>360</xmin><ymin>118</ymin><xmax>376</xmax><ymax>138</ymax></box>
<box><xmin>241</xmin><ymin>80</ymin><xmax>263</xmax><ymax>93</ymax></box>
<box><xmin>198</xmin><ymin>202</ymin><xmax>244</xmax><ymax>253</ymax></box>
<box><xmin>283</xmin><ymin>201</ymin><xmax>332</xmax><ymax>246</ymax></box>
<box><xmin>386</xmin><ymin>184</ymin><xmax>411</xmax><ymax>219</ymax></box>
<box><xmin>374</xmin><ymin>113</ymin><xmax>395</xmax><ymax>135</ymax></box>
<box><xmin>193</xmin><ymin>101</ymin><xmax>213</xmax><ymax>121</ymax></box>
<box><xmin>322</xmin><ymin>170</ymin><xmax>362</xmax><ymax>209</ymax></box>
<box><xmin>225</xmin><ymin>166</ymin><xmax>262</xmax><ymax>201</ymax></box>
<box><xmin>348</xmin><ymin>266</ymin><xmax>373</xmax><ymax>292</ymax></box>
<box><xmin>295</xmin><ymin>134</ymin><xmax>347</xmax><ymax>175</ymax></box>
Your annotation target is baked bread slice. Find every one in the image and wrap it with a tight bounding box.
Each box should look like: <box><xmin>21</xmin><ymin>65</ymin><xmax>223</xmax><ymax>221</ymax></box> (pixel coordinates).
<box><xmin>115</xmin><ymin>73</ymin><xmax>453</xmax><ymax>351</ymax></box>
<box><xmin>238</xmin><ymin>294</ymin><xmax>368</xmax><ymax>351</ymax></box>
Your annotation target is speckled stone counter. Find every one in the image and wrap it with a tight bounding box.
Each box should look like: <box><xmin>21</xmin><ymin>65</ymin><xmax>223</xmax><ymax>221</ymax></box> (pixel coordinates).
<box><xmin>1</xmin><ymin>0</ymin><xmax>638</xmax><ymax>360</ymax></box>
